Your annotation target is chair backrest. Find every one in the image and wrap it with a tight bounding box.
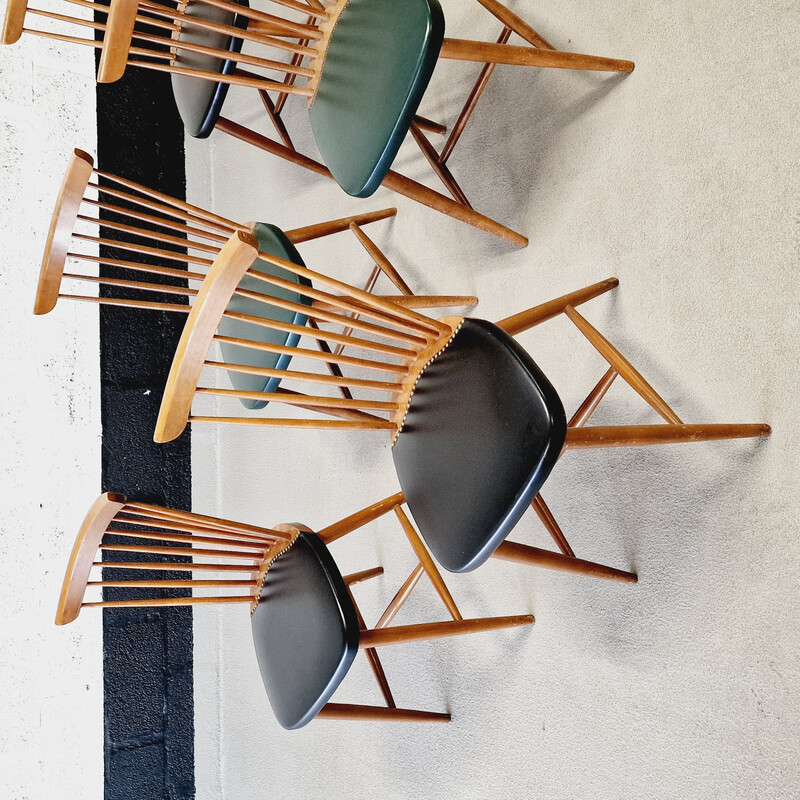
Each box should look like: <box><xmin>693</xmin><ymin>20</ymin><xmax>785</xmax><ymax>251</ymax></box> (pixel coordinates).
<box><xmin>56</xmin><ymin>492</ymin><xmax>295</xmax><ymax>624</ymax></box>
<box><xmin>2</xmin><ymin>0</ymin><xmax>344</xmax><ymax>98</ymax></box>
<box><xmin>154</xmin><ymin>228</ymin><xmax>461</xmax><ymax>442</ymax></box>
<box><xmin>35</xmin><ymin>148</ymin><xmax>243</xmax><ymax>316</ymax></box>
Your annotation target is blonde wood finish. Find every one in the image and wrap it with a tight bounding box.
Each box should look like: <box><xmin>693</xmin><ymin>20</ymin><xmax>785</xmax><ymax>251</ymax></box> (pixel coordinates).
<box><xmin>359</xmin><ymin>615</ymin><xmax>534</xmax><ymax>648</ymax></box>
<box><xmin>439</xmin><ymin>38</ymin><xmax>635</xmax><ymax>73</ymax></box>
<box><xmin>155</xmin><ymin>231</ymin><xmax>259</xmax><ymax>443</ymax></box>
<box><xmin>190</xmin><ymin>416</ymin><xmax>396</xmax><ymax>430</ymax></box>
<box><xmin>1</xmin><ymin>0</ymin><xmax>27</xmax><ymax>43</ymax></box>
<box><xmin>97</xmin><ymin>0</ymin><xmax>139</xmax><ymax>83</ymax></box>
<box><xmin>565</xmin><ymin>424</ymin><xmax>771</xmax><ymax>449</ymax></box>
<box><xmin>315</xmin><ymin>704</ymin><xmax>449</xmax><ymax>723</ymax></box>
<box><xmin>212</xmin><ymin>335</ymin><xmax>403</xmax><ymax>374</ymax></box>
<box><xmin>56</xmin><ymin>493</ymin><xmax>126</xmax><ymax>625</ymax></box>
<box><xmin>495</xmin><ymin>277</ymin><xmax>618</xmax><ymax>336</ymax></box>
<box><xmin>35</xmin><ymin>149</ymin><xmax>94</xmax><ymax>315</ymax></box>
<box><xmin>492</xmin><ymin>541</ymin><xmax>637</xmax><ymax>583</ymax></box>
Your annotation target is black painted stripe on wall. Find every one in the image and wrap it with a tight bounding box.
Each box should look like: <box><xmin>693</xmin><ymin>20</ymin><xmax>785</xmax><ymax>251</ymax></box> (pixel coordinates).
<box><xmin>96</xmin><ymin>66</ymin><xmax>195</xmax><ymax>800</ymax></box>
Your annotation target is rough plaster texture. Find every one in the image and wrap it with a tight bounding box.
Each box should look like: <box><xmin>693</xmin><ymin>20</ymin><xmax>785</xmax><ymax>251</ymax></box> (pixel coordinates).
<box><xmin>0</xmin><ymin>13</ymin><xmax>101</xmax><ymax>799</ymax></box>
<box><xmin>185</xmin><ymin>0</ymin><xmax>799</xmax><ymax>797</ymax></box>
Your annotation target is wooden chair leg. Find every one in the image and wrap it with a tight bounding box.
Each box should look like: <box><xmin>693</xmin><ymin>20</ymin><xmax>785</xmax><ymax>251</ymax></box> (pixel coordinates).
<box><xmin>439</xmin><ymin>38</ymin><xmax>634</xmax><ymax>73</ymax></box>
<box><xmin>474</xmin><ymin>0</ymin><xmax>555</xmax><ymax>50</ymax></box>
<box><xmin>374</xmin><ymin>564</ymin><xmax>425</xmax><ymax>629</ymax></box>
<box><xmin>348</xmin><ymin>591</ymin><xmax>396</xmax><ymax>708</ymax></box>
<box><xmin>440</xmin><ymin>26</ymin><xmax>512</xmax><ymax>164</ymax></box>
<box><xmin>409</xmin><ymin>122</ymin><xmax>473</xmax><ymax>207</ymax></box>
<box><xmin>316</xmin><ymin>703</ymin><xmax>449</xmax><ymax>723</ymax></box>
<box><xmin>348</xmin><ymin>222</ymin><xmax>413</xmax><ymax>295</ymax></box>
<box><xmin>214</xmin><ymin>118</ymin><xmax>528</xmax><ymax>247</ymax></box>
<box><xmin>394</xmin><ymin>506</ymin><xmax>462</xmax><ymax>621</ymax></box>
<box><xmin>564</xmin><ymin>305</ymin><xmax>683</xmax><ymax>425</ymax></box>
<box><xmin>386</xmin><ymin>295</ymin><xmax>479</xmax><ymax>309</ymax></box>
<box><xmin>284</xmin><ymin>208</ymin><xmax>396</xmax><ymax>243</ymax></box>
<box><xmin>531</xmin><ymin>494</ymin><xmax>574</xmax><ymax>556</ymax></box>
<box><xmin>359</xmin><ymin>614</ymin><xmax>534</xmax><ymax>648</ymax></box>
<box><xmin>343</xmin><ymin>566</ymin><xmax>384</xmax><ymax>586</ymax></box>
<box><xmin>317</xmin><ymin>493</ymin><xmax>405</xmax><ymax>544</ymax></box>
<box><xmin>495</xmin><ymin>277</ymin><xmax>618</xmax><ymax>336</ymax></box>
<box><xmin>565</xmin><ymin>424</ymin><xmax>771</xmax><ymax>449</ymax></box>
<box><xmin>569</xmin><ymin>368</ymin><xmax>618</xmax><ymax>428</ymax></box>
<box><xmin>492</xmin><ymin>540</ymin><xmax>637</xmax><ymax>583</ymax></box>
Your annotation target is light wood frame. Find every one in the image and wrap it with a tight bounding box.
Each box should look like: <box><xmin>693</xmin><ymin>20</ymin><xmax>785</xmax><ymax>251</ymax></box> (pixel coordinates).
<box><xmin>4</xmin><ymin>0</ymin><xmax>634</xmax><ymax>246</ymax></box>
<box><xmin>156</xmin><ymin>255</ymin><xmax>770</xmax><ymax>575</ymax></box>
<box><xmin>58</xmin><ymin>493</ymin><xmax>535</xmax><ymax>724</ymax></box>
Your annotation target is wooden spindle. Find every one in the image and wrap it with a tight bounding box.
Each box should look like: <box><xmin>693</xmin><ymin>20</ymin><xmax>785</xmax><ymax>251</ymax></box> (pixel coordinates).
<box><xmin>67</xmin><ymin>252</ymin><xmax>206</xmax><ymax>283</ymax></box>
<box><xmin>212</xmin><ymin>334</ymin><xmax>404</xmax><ymax>374</ymax></box>
<box><xmin>101</xmin><ymin>527</ymin><xmax>269</xmax><ymax>550</ymax></box>
<box><xmin>62</xmin><ymin>273</ymin><xmax>197</xmax><ymax>298</ymax></box>
<box><xmin>285</xmin><ymin>208</ymin><xmax>397</xmax><ymax>243</ymax></box>
<box><xmin>87</xmin><ymin>579</ymin><xmax>255</xmax><ymax>588</ymax></box>
<box><xmin>195</xmin><ymin>387</ymin><xmax>396</xmax><ymax>412</ymax></box>
<box><xmin>204</xmin><ymin>361</ymin><xmax>402</xmax><ymax>392</ymax></box>
<box><xmin>189</xmin><ymin>416</ymin><xmax>395</xmax><ymax>430</ymax></box>
<box><xmin>83</xmin><ymin>596</ymin><xmax>254</xmax><ymax>608</ymax></box>
<box><xmin>359</xmin><ymin>615</ymin><xmax>534</xmax><ymax>648</ymax></box>
<box><xmin>91</xmin><ymin>171</ymin><xmax>239</xmax><ymax>231</ymax></box>
<box><xmin>221</xmin><ymin>309</ymin><xmax>417</xmax><ymax>358</ymax></box>
<box><xmin>97</xmin><ymin>561</ymin><xmax>259</xmax><ymax>572</ymax></box>
<box><xmin>317</xmin><ymin>492</ymin><xmax>406</xmax><ymax>544</ymax></box>
<box><xmin>568</xmin><ymin>368</ymin><xmax>618</xmax><ymax>428</ymax></box>
<box><xmin>373</xmin><ymin>564</ymin><xmax>424</xmax><ymax>629</ymax></box>
<box><xmin>71</xmin><ymin>233</ymin><xmax>212</xmax><ymax>266</ymax></box>
<box><xmin>82</xmin><ymin>197</ymin><xmax>229</xmax><ymax>244</ymax></box>
<box><xmin>76</xmin><ymin>213</ymin><xmax>219</xmax><ymax>254</ymax></box>
<box><xmin>99</xmin><ymin>542</ymin><xmax>262</xmax><ymax>560</ymax></box>
<box><xmin>58</xmin><ymin>294</ymin><xmax>191</xmax><ymax>313</ymax></box>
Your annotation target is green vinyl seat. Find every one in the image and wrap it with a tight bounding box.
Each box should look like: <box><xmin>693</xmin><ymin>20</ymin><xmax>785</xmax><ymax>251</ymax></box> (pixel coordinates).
<box><xmin>217</xmin><ymin>223</ymin><xmax>312</xmax><ymax>410</ymax></box>
<box><xmin>309</xmin><ymin>0</ymin><xmax>445</xmax><ymax>197</ymax></box>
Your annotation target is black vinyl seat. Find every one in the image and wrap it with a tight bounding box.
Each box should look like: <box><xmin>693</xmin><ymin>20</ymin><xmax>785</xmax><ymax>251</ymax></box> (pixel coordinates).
<box><xmin>392</xmin><ymin>318</ymin><xmax>567</xmax><ymax>573</ymax></box>
<box><xmin>250</xmin><ymin>532</ymin><xmax>360</xmax><ymax>730</ymax></box>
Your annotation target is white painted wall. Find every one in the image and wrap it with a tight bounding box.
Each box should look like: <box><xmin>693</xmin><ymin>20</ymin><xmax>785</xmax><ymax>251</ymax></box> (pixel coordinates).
<box><xmin>0</xmin><ymin>8</ymin><xmax>102</xmax><ymax>798</ymax></box>
<box><xmin>189</xmin><ymin>0</ymin><xmax>800</xmax><ymax>798</ymax></box>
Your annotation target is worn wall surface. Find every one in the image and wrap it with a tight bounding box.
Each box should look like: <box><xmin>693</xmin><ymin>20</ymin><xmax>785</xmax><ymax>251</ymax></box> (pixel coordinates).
<box><xmin>0</xmin><ymin>17</ymin><xmax>101</xmax><ymax>800</ymax></box>
<box><xmin>188</xmin><ymin>0</ymin><xmax>799</xmax><ymax>798</ymax></box>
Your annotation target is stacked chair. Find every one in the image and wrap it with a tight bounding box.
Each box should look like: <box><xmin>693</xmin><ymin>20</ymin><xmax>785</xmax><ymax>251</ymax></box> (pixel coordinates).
<box><xmin>4</xmin><ymin>0</ymin><xmax>771</xmax><ymax>737</ymax></box>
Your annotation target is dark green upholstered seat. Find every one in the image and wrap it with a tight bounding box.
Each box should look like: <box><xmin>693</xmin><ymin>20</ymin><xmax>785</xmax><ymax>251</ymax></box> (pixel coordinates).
<box><xmin>309</xmin><ymin>0</ymin><xmax>445</xmax><ymax>197</ymax></box>
<box><xmin>171</xmin><ymin>0</ymin><xmax>248</xmax><ymax>139</ymax></box>
<box><xmin>392</xmin><ymin>319</ymin><xmax>568</xmax><ymax>573</ymax></box>
<box><xmin>250</xmin><ymin>532</ymin><xmax>360</xmax><ymax>730</ymax></box>
<box><xmin>218</xmin><ymin>223</ymin><xmax>311</xmax><ymax>410</ymax></box>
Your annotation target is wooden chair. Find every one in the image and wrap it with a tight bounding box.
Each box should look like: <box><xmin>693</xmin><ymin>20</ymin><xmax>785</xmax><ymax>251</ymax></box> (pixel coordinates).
<box><xmin>2</xmin><ymin>0</ymin><xmax>634</xmax><ymax>246</ymax></box>
<box><xmin>57</xmin><ymin>493</ymin><xmax>534</xmax><ymax>727</ymax></box>
<box><xmin>36</xmin><ymin>148</ymin><xmax>475</xmax><ymax>401</ymax></box>
<box><xmin>155</xmin><ymin>230</ymin><xmax>770</xmax><ymax>575</ymax></box>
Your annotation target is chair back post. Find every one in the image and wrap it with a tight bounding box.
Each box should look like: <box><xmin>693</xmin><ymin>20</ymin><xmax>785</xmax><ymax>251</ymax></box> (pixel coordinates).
<box><xmin>98</xmin><ymin>0</ymin><xmax>139</xmax><ymax>82</ymax></box>
<box><xmin>56</xmin><ymin>492</ymin><xmax>127</xmax><ymax>625</ymax></box>
<box><xmin>35</xmin><ymin>148</ymin><xmax>95</xmax><ymax>315</ymax></box>
<box><xmin>155</xmin><ymin>230</ymin><xmax>260</xmax><ymax>443</ymax></box>
<box><xmin>1</xmin><ymin>0</ymin><xmax>28</xmax><ymax>43</ymax></box>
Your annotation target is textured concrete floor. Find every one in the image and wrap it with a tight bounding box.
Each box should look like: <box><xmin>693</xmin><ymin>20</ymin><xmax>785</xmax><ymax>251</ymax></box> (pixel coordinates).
<box><xmin>187</xmin><ymin>1</ymin><xmax>799</xmax><ymax>797</ymax></box>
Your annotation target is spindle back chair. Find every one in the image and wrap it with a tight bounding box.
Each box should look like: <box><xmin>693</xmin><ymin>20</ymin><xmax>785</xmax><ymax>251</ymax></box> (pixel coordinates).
<box><xmin>57</xmin><ymin>493</ymin><xmax>534</xmax><ymax>727</ymax></box>
<box><xmin>37</xmin><ymin>148</ymin><xmax>475</xmax><ymax>404</ymax></box>
<box><xmin>155</xmin><ymin>243</ymin><xmax>769</xmax><ymax>575</ymax></box>
<box><xmin>3</xmin><ymin>0</ymin><xmax>634</xmax><ymax>246</ymax></box>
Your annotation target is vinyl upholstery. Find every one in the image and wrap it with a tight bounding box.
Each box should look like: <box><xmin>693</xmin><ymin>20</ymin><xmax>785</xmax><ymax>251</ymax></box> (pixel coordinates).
<box><xmin>392</xmin><ymin>318</ymin><xmax>567</xmax><ymax>572</ymax></box>
<box><xmin>250</xmin><ymin>532</ymin><xmax>360</xmax><ymax>730</ymax></box>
